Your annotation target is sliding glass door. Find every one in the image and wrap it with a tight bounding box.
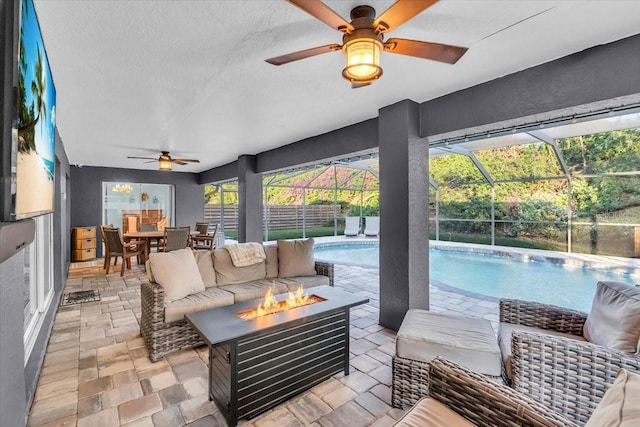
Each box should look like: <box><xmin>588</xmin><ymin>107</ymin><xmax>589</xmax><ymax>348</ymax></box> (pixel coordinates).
<box><xmin>102</xmin><ymin>182</ymin><xmax>175</xmax><ymax>232</ymax></box>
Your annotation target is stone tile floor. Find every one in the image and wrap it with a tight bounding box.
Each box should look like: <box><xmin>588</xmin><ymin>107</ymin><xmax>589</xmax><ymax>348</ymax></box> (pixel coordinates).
<box><xmin>28</xmin><ymin>259</ymin><xmax>499</xmax><ymax>427</ymax></box>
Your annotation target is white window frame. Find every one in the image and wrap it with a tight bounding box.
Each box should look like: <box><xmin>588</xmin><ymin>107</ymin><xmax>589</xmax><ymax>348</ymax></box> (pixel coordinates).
<box><xmin>23</xmin><ymin>214</ymin><xmax>54</xmax><ymax>364</ymax></box>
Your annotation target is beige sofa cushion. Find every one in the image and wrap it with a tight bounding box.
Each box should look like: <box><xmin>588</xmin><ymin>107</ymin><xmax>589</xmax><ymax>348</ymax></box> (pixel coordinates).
<box><xmin>149</xmin><ymin>248</ymin><xmax>205</xmax><ymax>303</ymax></box>
<box><xmin>193</xmin><ymin>249</ymin><xmax>217</xmax><ymax>288</ymax></box>
<box><xmin>393</xmin><ymin>397</ymin><xmax>474</xmax><ymax>427</ymax></box>
<box><xmin>277</xmin><ymin>238</ymin><xmax>316</xmax><ymax>278</ymax></box>
<box><xmin>264</xmin><ymin>245</ymin><xmax>278</xmax><ymax>278</ymax></box>
<box><xmin>585</xmin><ymin>368</ymin><xmax>640</xmax><ymax>426</ymax></box>
<box><xmin>396</xmin><ymin>309</ymin><xmax>502</xmax><ymax>377</ymax></box>
<box><xmin>213</xmin><ymin>248</ymin><xmax>266</xmax><ymax>285</ymax></box>
<box><xmin>498</xmin><ymin>322</ymin><xmax>586</xmax><ymax>380</ymax></box>
<box><xmin>583</xmin><ymin>281</ymin><xmax>640</xmax><ymax>354</ymax></box>
<box><xmin>220</xmin><ymin>280</ymin><xmax>288</xmax><ymax>303</ymax></box>
<box><xmin>164</xmin><ymin>287</ymin><xmax>235</xmax><ymax>323</ymax></box>
<box><xmin>273</xmin><ymin>275</ymin><xmax>330</xmax><ymax>292</ymax></box>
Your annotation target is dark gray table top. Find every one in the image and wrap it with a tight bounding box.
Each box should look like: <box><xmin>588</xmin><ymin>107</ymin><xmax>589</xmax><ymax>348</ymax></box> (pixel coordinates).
<box><xmin>185</xmin><ymin>285</ymin><xmax>368</xmax><ymax>346</ymax></box>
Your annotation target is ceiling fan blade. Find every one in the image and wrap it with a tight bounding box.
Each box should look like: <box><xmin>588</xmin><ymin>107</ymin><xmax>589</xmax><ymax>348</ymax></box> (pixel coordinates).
<box><xmin>127</xmin><ymin>156</ymin><xmax>157</xmax><ymax>160</ymax></box>
<box><xmin>287</xmin><ymin>0</ymin><xmax>354</xmax><ymax>32</ymax></box>
<box><xmin>172</xmin><ymin>158</ymin><xmax>200</xmax><ymax>163</ymax></box>
<box><xmin>266</xmin><ymin>43</ymin><xmax>341</xmax><ymax>65</ymax></box>
<box><xmin>374</xmin><ymin>0</ymin><xmax>438</xmax><ymax>33</ymax></box>
<box><xmin>172</xmin><ymin>160</ymin><xmax>188</xmax><ymax>166</ymax></box>
<box><xmin>384</xmin><ymin>38</ymin><xmax>467</xmax><ymax>64</ymax></box>
<box><xmin>352</xmin><ymin>82</ymin><xmax>371</xmax><ymax>89</ymax></box>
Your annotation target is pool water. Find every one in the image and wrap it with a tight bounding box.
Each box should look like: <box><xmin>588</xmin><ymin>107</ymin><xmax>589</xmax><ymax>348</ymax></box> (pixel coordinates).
<box><xmin>313</xmin><ymin>243</ymin><xmax>639</xmax><ymax>312</ymax></box>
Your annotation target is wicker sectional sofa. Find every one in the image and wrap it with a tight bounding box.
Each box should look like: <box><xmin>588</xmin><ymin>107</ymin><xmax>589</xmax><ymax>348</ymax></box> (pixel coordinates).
<box><xmin>140</xmin><ymin>240</ymin><xmax>334</xmax><ymax>361</ymax></box>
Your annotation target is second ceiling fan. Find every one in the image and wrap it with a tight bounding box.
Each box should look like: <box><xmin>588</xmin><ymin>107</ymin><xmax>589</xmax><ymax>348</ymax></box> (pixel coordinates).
<box><xmin>127</xmin><ymin>151</ymin><xmax>200</xmax><ymax>171</ymax></box>
<box><xmin>266</xmin><ymin>0</ymin><xmax>468</xmax><ymax>88</ymax></box>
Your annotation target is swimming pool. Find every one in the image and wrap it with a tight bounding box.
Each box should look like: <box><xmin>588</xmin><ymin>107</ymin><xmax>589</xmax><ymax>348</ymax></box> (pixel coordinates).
<box><xmin>313</xmin><ymin>243</ymin><xmax>639</xmax><ymax>312</ymax></box>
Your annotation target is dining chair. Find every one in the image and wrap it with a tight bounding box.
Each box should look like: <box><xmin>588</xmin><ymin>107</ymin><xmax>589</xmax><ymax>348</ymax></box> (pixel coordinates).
<box><xmin>138</xmin><ymin>223</ymin><xmax>162</xmax><ymax>252</ymax></box>
<box><xmin>102</xmin><ymin>226</ymin><xmax>145</xmax><ymax>276</ymax></box>
<box><xmin>192</xmin><ymin>222</ymin><xmax>217</xmax><ymax>250</ymax></box>
<box><xmin>162</xmin><ymin>226</ymin><xmax>191</xmax><ymax>252</ymax></box>
<box><xmin>99</xmin><ymin>224</ymin><xmax>114</xmax><ymax>270</ymax></box>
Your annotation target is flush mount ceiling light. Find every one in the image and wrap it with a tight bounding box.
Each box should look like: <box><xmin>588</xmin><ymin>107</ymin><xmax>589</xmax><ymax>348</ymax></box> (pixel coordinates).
<box><xmin>266</xmin><ymin>0</ymin><xmax>468</xmax><ymax>88</ymax></box>
<box><xmin>127</xmin><ymin>151</ymin><xmax>200</xmax><ymax>171</ymax></box>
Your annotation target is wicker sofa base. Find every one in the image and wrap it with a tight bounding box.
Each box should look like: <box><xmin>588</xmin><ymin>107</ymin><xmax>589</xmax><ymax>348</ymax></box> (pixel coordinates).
<box><xmin>392</xmin><ymin>355</ymin><xmax>503</xmax><ymax>408</ymax></box>
<box><xmin>140</xmin><ymin>260</ymin><xmax>335</xmax><ymax>362</ymax></box>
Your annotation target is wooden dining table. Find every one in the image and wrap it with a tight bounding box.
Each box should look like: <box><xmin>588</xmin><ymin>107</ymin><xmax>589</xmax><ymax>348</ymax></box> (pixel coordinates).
<box><xmin>123</xmin><ymin>230</ymin><xmax>164</xmax><ymax>264</ymax></box>
<box><xmin>123</xmin><ymin>230</ymin><xmax>200</xmax><ymax>264</ymax></box>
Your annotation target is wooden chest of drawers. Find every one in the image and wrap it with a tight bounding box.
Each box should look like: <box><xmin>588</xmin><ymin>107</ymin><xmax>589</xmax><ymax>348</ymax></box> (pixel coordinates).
<box><xmin>72</xmin><ymin>226</ymin><xmax>96</xmax><ymax>261</ymax></box>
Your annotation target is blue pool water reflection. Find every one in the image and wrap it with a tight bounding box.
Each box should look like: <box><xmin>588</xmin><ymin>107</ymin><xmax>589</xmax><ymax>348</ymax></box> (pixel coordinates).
<box><xmin>314</xmin><ymin>243</ymin><xmax>639</xmax><ymax>312</ymax></box>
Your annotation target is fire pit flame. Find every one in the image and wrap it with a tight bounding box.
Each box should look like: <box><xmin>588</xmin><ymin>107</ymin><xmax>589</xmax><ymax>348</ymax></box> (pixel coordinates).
<box><xmin>237</xmin><ymin>285</ymin><xmax>324</xmax><ymax>321</ymax></box>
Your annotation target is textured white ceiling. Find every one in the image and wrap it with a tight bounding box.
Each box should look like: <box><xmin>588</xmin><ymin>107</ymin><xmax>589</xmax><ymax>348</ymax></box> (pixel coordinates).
<box><xmin>33</xmin><ymin>0</ymin><xmax>640</xmax><ymax>173</ymax></box>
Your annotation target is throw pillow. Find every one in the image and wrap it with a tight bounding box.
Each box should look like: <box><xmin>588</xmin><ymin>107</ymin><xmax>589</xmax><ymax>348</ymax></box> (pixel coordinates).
<box><xmin>149</xmin><ymin>248</ymin><xmax>205</xmax><ymax>303</ymax></box>
<box><xmin>277</xmin><ymin>238</ymin><xmax>316</xmax><ymax>278</ymax></box>
<box><xmin>192</xmin><ymin>249</ymin><xmax>217</xmax><ymax>288</ymax></box>
<box><xmin>584</xmin><ymin>368</ymin><xmax>640</xmax><ymax>426</ymax></box>
<box><xmin>264</xmin><ymin>245</ymin><xmax>278</xmax><ymax>278</ymax></box>
<box><xmin>583</xmin><ymin>281</ymin><xmax>640</xmax><ymax>354</ymax></box>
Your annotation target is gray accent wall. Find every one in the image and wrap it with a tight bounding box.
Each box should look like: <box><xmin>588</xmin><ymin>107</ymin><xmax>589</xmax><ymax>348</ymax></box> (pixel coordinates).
<box><xmin>70</xmin><ymin>166</ymin><xmax>204</xmax><ymax>256</ymax></box>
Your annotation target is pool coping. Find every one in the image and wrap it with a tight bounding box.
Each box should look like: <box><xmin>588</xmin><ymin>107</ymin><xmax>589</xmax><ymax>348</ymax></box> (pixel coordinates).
<box><xmin>430</xmin><ymin>241</ymin><xmax>640</xmax><ymax>278</ymax></box>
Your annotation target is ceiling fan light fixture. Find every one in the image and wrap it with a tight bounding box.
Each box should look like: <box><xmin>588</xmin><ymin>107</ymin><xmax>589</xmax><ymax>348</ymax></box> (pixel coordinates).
<box><xmin>342</xmin><ymin>37</ymin><xmax>382</xmax><ymax>83</ymax></box>
<box><xmin>159</xmin><ymin>158</ymin><xmax>172</xmax><ymax>171</ymax></box>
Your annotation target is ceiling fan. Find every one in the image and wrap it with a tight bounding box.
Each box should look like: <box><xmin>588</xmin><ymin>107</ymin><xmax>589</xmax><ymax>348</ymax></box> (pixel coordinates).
<box><xmin>127</xmin><ymin>151</ymin><xmax>200</xmax><ymax>171</ymax></box>
<box><xmin>266</xmin><ymin>0</ymin><xmax>468</xmax><ymax>88</ymax></box>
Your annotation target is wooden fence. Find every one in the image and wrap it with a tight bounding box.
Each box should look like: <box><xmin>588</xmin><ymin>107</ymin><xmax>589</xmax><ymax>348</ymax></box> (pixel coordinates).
<box><xmin>204</xmin><ymin>204</ymin><xmax>339</xmax><ymax>230</ymax></box>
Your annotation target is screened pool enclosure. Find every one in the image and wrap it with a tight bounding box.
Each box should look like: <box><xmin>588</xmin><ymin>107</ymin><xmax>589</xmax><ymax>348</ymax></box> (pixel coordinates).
<box><xmin>205</xmin><ymin>110</ymin><xmax>640</xmax><ymax>258</ymax></box>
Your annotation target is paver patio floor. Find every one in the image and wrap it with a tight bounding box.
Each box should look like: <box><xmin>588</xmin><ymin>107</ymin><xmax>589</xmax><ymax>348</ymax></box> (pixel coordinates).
<box><xmin>27</xmin><ymin>257</ymin><xmax>498</xmax><ymax>427</ymax></box>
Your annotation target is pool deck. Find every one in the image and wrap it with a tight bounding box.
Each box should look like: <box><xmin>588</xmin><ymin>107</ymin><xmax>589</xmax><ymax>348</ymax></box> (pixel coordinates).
<box><xmin>28</xmin><ymin>238</ymin><xmax>638</xmax><ymax>426</ymax></box>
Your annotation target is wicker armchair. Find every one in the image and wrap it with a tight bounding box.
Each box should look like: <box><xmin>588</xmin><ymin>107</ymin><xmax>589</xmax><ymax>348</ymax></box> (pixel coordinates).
<box><xmin>500</xmin><ymin>299</ymin><xmax>640</xmax><ymax>424</ymax></box>
<box><xmin>140</xmin><ymin>260</ymin><xmax>335</xmax><ymax>362</ymax></box>
<box><xmin>395</xmin><ymin>358</ymin><xmax>577</xmax><ymax>427</ymax></box>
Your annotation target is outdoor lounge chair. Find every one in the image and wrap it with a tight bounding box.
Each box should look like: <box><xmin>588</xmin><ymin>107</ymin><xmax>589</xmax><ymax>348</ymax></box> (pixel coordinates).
<box><xmin>499</xmin><ymin>281</ymin><xmax>640</xmax><ymax>424</ymax></box>
<box><xmin>344</xmin><ymin>216</ymin><xmax>360</xmax><ymax>237</ymax></box>
<box><xmin>394</xmin><ymin>358</ymin><xmax>577</xmax><ymax>427</ymax></box>
<box><xmin>364</xmin><ymin>216</ymin><xmax>379</xmax><ymax>237</ymax></box>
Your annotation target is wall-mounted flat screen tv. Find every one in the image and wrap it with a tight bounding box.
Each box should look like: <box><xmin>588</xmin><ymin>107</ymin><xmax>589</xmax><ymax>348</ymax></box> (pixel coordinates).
<box><xmin>7</xmin><ymin>0</ymin><xmax>56</xmax><ymax>221</ymax></box>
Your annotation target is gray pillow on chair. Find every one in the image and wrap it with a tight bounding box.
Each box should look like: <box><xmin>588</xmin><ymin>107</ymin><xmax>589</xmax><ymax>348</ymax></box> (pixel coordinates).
<box><xmin>583</xmin><ymin>281</ymin><xmax>640</xmax><ymax>354</ymax></box>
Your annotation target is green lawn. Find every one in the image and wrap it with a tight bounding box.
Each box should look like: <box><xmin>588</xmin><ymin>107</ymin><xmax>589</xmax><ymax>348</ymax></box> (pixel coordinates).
<box><xmin>222</xmin><ymin>227</ymin><xmax>341</xmax><ymax>241</ymax></box>
<box><xmin>264</xmin><ymin>227</ymin><xmax>342</xmax><ymax>240</ymax></box>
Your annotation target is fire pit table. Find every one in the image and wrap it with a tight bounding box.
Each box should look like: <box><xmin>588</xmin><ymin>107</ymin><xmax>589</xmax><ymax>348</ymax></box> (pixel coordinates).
<box><xmin>185</xmin><ymin>285</ymin><xmax>368</xmax><ymax>426</ymax></box>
